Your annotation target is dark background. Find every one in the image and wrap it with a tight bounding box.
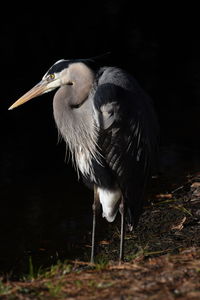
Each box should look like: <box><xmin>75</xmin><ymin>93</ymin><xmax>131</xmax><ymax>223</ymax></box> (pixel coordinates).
<box><xmin>0</xmin><ymin>3</ymin><xmax>200</xmax><ymax>275</ymax></box>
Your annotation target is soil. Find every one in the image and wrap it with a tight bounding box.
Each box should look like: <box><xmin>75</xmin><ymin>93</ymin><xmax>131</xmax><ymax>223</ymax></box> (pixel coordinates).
<box><xmin>1</xmin><ymin>150</ymin><xmax>200</xmax><ymax>299</ymax></box>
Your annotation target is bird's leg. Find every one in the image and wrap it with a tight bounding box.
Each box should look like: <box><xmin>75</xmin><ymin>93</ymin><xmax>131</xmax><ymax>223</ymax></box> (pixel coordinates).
<box><xmin>119</xmin><ymin>196</ymin><xmax>125</xmax><ymax>263</ymax></box>
<box><xmin>90</xmin><ymin>185</ymin><xmax>99</xmax><ymax>264</ymax></box>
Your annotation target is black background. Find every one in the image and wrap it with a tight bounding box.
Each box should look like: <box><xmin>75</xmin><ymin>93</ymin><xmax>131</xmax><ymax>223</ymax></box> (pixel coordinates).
<box><xmin>0</xmin><ymin>3</ymin><xmax>200</xmax><ymax>274</ymax></box>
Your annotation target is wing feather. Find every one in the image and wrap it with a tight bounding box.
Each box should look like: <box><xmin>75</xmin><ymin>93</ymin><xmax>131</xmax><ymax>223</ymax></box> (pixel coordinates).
<box><xmin>94</xmin><ymin>68</ymin><xmax>159</xmax><ymax>226</ymax></box>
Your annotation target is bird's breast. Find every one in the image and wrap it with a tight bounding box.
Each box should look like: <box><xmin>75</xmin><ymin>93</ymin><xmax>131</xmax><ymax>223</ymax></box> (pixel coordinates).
<box><xmin>76</xmin><ymin>146</ymin><xmax>94</xmax><ymax>179</ymax></box>
<box><xmin>76</xmin><ymin>146</ymin><xmax>91</xmax><ymax>175</ymax></box>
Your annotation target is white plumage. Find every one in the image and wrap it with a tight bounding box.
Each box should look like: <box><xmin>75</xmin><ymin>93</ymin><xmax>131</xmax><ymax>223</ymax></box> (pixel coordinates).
<box><xmin>97</xmin><ymin>187</ymin><xmax>122</xmax><ymax>222</ymax></box>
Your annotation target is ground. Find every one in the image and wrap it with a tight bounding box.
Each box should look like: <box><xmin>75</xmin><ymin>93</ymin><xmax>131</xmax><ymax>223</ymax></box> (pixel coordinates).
<box><xmin>1</xmin><ymin>162</ymin><xmax>200</xmax><ymax>299</ymax></box>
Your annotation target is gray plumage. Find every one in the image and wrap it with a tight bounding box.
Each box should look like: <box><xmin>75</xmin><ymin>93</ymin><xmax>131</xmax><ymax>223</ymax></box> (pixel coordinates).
<box><xmin>9</xmin><ymin>57</ymin><xmax>159</xmax><ymax>262</ymax></box>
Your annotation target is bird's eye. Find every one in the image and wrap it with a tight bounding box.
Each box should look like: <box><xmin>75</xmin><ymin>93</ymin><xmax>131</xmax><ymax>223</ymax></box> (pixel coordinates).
<box><xmin>49</xmin><ymin>74</ymin><xmax>55</xmax><ymax>80</ymax></box>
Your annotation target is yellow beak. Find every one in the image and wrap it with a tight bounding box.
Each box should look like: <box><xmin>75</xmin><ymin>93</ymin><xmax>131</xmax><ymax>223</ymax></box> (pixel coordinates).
<box><xmin>8</xmin><ymin>80</ymin><xmax>48</xmax><ymax>110</ymax></box>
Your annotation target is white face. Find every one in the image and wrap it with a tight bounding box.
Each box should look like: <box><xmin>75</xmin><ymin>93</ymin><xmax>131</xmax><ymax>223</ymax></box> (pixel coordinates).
<box><xmin>8</xmin><ymin>60</ymin><xmax>71</xmax><ymax>110</ymax></box>
<box><xmin>8</xmin><ymin>61</ymin><xmax>92</xmax><ymax>111</ymax></box>
<box><xmin>42</xmin><ymin>72</ymin><xmax>62</xmax><ymax>93</ymax></box>
<box><xmin>41</xmin><ymin>59</ymin><xmax>70</xmax><ymax>92</ymax></box>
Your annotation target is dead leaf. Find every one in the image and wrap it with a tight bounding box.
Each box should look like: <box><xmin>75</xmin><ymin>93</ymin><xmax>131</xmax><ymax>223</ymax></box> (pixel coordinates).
<box><xmin>156</xmin><ymin>193</ymin><xmax>173</xmax><ymax>199</ymax></box>
<box><xmin>171</xmin><ymin>216</ymin><xmax>187</xmax><ymax>230</ymax></box>
<box><xmin>191</xmin><ymin>182</ymin><xmax>200</xmax><ymax>188</ymax></box>
<box><xmin>99</xmin><ymin>240</ymin><xmax>110</xmax><ymax>245</ymax></box>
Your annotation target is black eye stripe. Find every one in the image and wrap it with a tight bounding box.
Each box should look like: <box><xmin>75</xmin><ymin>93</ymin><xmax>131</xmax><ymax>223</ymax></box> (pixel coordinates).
<box><xmin>45</xmin><ymin>58</ymin><xmax>95</xmax><ymax>77</ymax></box>
<box><xmin>47</xmin><ymin>61</ymin><xmax>70</xmax><ymax>75</ymax></box>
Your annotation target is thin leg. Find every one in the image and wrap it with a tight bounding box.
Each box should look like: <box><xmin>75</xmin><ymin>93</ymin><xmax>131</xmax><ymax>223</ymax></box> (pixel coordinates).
<box><xmin>119</xmin><ymin>196</ymin><xmax>125</xmax><ymax>263</ymax></box>
<box><xmin>90</xmin><ymin>185</ymin><xmax>98</xmax><ymax>263</ymax></box>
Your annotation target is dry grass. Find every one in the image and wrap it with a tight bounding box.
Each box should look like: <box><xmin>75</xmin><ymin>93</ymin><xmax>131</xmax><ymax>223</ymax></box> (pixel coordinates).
<box><xmin>1</xmin><ymin>171</ymin><xmax>200</xmax><ymax>299</ymax></box>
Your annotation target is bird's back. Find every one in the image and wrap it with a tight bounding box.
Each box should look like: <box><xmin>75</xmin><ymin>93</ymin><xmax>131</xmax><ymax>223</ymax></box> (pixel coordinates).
<box><xmin>92</xmin><ymin>66</ymin><xmax>159</xmax><ymax>226</ymax></box>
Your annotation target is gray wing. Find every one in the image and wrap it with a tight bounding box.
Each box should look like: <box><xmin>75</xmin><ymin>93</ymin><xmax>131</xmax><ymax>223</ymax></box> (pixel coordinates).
<box><xmin>94</xmin><ymin>69</ymin><xmax>158</xmax><ymax>225</ymax></box>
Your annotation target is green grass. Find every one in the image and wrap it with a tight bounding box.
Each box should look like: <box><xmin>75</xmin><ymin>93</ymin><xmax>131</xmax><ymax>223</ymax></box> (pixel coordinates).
<box><xmin>93</xmin><ymin>256</ymin><xmax>109</xmax><ymax>271</ymax></box>
<box><xmin>21</xmin><ymin>256</ymin><xmax>43</xmax><ymax>281</ymax></box>
<box><xmin>21</xmin><ymin>257</ymin><xmax>72</xmax><ymax>281</ymax></box>
<box><xmin>44</xmin><ymin>280</ymin><xmax>64</xmax><ymax>298</ymax></box>
<box><xmin>42</xmin><ymin>260</ymin><xmax>72</xmax><ymax>278</ymax></box>
<box><xmin>0</xmin><ymin>279</ymin><xmax>12</xmax><ymax>296</ymax></box>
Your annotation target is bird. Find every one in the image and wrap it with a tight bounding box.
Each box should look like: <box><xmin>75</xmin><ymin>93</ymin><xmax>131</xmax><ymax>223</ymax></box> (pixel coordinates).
<box><xmin>9</xmin><ymin>56</ymin><xmax>159</xmax><ymax>263</ymax></box>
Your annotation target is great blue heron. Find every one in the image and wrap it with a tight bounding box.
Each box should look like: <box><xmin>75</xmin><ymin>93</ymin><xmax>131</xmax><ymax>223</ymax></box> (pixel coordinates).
<box><xmin>9</xmin><ymin>57</ymin><xmax>158</xmax><ymax>263</ymax></box>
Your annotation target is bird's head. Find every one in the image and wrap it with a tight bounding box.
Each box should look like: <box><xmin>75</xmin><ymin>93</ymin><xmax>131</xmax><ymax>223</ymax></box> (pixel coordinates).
<box><xmin>8</xmin><ymin>59</ymin><xmax>80</xmax><ymax>110</ymax></box>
